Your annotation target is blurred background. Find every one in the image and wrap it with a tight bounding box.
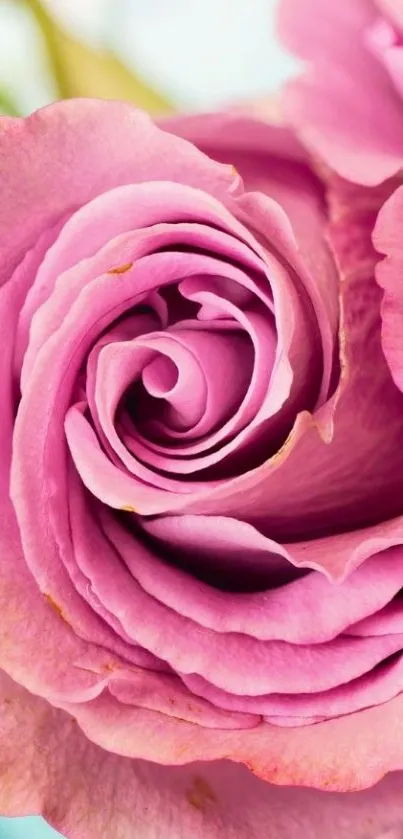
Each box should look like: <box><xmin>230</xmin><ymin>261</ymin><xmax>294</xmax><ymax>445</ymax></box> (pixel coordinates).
<box><xmin>0</xmin><ymin>0</ymin><xmax>298</xmax><ymax>115</ymax></box>
<box><xmin>0</xmin><ymin>0</ymin><xmax>297</xmax><ymax>836</ymax></box>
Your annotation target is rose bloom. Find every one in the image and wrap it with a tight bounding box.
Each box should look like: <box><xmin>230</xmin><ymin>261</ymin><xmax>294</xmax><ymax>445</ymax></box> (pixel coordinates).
<box><xmin>2</xmin><ymin>98</ymin><xmax>403</xmax><ymax>837</ymax></box>
<box><xmin>279</xmin><ymin>0</ymin><xmax>403</xmax><ymax>440</ymax></box>
<box><xmin>279</xmin><ymin>0</ymin><xmax>403</xmax><ymax>186</ymax></box>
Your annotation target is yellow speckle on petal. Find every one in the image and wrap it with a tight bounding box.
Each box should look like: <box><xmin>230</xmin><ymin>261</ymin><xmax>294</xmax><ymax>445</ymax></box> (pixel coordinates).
<box><xmin>231</xmin><ymin>165</ymin><xmax>238</xmax><ymax>178</ymax></box>
<box><xmin>107</xmin><ymin>262</ymin><xmax>134</xmax><ymax>275</ymax></box>
<box><xmin>44</xmin><ymin>593</ymin><xmax>69</xmax><ymax>624</ymax></box>
<box><xmin>121</xmin><ymin>504</ymin><xmax>136</xmax><ymax>513</ymax></box>
<box><xmin>186</xmin><ymin>776</ymin><xmax>217</xmax><ymax>811</ymax></box>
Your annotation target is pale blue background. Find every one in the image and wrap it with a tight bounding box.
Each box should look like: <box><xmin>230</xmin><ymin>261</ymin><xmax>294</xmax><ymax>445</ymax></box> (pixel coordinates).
<box><xmin>0</xmin><ymin>1</ymin><xmax>296</xmax><ymax>836</ymax></box>
<box><xmin>0</xmin><ymin>819</ymin><xmax>60</xmax><ymax>838</ymax></box>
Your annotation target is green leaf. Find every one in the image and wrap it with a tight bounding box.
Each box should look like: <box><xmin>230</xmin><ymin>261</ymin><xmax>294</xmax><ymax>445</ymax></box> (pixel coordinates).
<box><xmin>0</xmin><ymin>89</ymin><xmax>20</xmax><ymax>116</ymax></box>
<box><xmin>23</xmin><ymin>0</ymin><xmax>174</xmax><ymax>114</ymax></box>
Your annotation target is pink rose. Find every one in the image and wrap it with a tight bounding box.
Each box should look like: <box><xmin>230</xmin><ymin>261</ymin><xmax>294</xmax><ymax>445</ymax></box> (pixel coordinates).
<box><xmin>279</xmin><ymin>0</ymin><xmax>403</xmax><ymax>186</ymax></box>
<box><xmin>278</xmin><ymin>0</ymin><xmax>403</xmax><ymax>559</ymax></box>
<box><xmin>2</xmin><ymin>99</ymin><xmax>403</xmax><ymax>836</ymax></box>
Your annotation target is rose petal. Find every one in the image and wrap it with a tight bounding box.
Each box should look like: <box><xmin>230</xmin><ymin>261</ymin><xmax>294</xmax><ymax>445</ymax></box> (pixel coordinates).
<box><xmin>174</xmin><ymin>171</ymin><xmax>403</xmax><ymax>587</ymax></box>
<box><xmin>376</xmin><ymin>0</ymin><xmax>403</xmax><ymax>33</ymax></box>
<box><xmin>182</xmin><ymin>651</ymin><xmax>403</xmax><ymax>721</ymax></box>
<box><xmin>141</xmin><ymin>515</ymin><xmax>403</xmax><ymax>642</ymax></box>
<box><xmin>96</xmin><ymin>327</ymin><xmax>256</xmax><ymax>473</ymax></box>
<box><xmin>373</xmin><ymin>184</ymin><xmax>403</xmax><ymax>392</ymax></box>
<box><xmin>165</xmin><ymin>111</ymin><xmax>339</xmax><ymax>402</ymax></box>
<box><xmin>62</xmin><ymin>481</ymin><xmax>403</xmax><ymax>699</ymax></box>
<box><xmin>21</xmin><ymin>181</ymin><xmax>261</xmax><ymax>388</ymax></box>
<box><xmin>0</xmin><ymin>100</ymin><xmax>239</xmax><ymax>285</ymax></box>
<box><xmin>278</xmin><ymin>0</ymin><xmax>403</xmax><ymax>184</ymax></box>
<box><xmin>349</xmin><ymin>598</ymin><xmax>403</xmax><ymax>637</ymax></box>
<box><xmin>60</xmin><ymin>686</ymin><xmax>403</xmax><ymax>791</ymax></box>
<box><xmin>0</xmin><ymin>267</ymin><xmax>111</xmax><ymax>702</ymax></box>
<box><xmin>4</xmin><ymin>670</ymin><xmax>403</xmax><ymax>839</ymax></box>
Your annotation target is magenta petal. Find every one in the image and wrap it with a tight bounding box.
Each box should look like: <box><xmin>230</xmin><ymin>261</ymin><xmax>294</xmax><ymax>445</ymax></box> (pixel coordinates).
<box><xmin>383</xmin><ymin>44</ymin><xmax>403</xmax><ymax>99</ymax></box>
<box><xmin>350</xmin><ymin>599</ymin><xmax>403</xmax><ymax>637</ymax></box>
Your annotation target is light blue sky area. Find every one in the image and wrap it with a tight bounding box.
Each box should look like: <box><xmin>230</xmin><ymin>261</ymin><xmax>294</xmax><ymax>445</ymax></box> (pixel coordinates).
<box><xmin>0</xmin><ymin>2</ymin><xmax>297</xmax><ymax>838</ymax></box>
<box><xmin>0</xmin><ymin>817</ymin><xmax>60</xmax><ymax>838</ymax></box>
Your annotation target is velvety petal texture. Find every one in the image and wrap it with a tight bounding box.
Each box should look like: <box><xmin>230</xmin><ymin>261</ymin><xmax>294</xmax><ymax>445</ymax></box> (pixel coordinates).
<box><xmin>3</xmin><ymin>98</ymin><xmax>403</xmax><ymax>834</ymax></box>
<box><xmin>4</xmin><ymin>670</ymin><xmax>403</xmax><ymax>839</ymax></box>
<box><xmin>278</xmin><ymin>0</ymin><xmax>403</xmax><ymax>185</ymax></box>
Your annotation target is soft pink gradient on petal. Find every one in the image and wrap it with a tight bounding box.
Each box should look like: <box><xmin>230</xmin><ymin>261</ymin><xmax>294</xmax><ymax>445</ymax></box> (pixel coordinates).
<box><xmin>0</xmin><ymin>100</ymin><xmax>239</xmax><ymax>284</ymax></box>
<box><xmin>0</xmin><ymin>260</ymin><xmax>112</xmax><ymax>704</ymax></box>
<box><xmin>376</xmin><ymin>0</ymin><xmax>403</xmax><ymax>32</ymax></box>
<box><xmin>3</xmin><ymin>670</ymin><xmax>403</xmax><ymax>839</ymax></box>
<box><xmin>59</xmin><ymin>688</ymin><xmax>403</xmax><ymax>792</ymax></box>
<box><xmin>278</xmin><ymin>0</ymin><xmax>403</xmax><ymax>184</ymax></box>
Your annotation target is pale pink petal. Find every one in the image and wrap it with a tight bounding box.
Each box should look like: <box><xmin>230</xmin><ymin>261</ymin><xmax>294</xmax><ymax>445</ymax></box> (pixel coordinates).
<box><xmin>61</xmin><ymin>687</ymin><xmax>403</xmax><ymax>791</ymax></box>
<box><xmin>0</xmin><ymin>265</ymin><xmax>112</xmax><ymax>703</ymax></box>
<box><xmin>4</xmin><ymin>669</ymin><xmax>403</xmax><ymax>838</ymax></box>
<box><xmin>376</xmin><ymin>0</ymin><xmax>403</xmax><ymax>32</ymax></box>
<box><xmin>161</xmin><ymin>111</ymin><xmax>309</xmax><ymax>162</ymax></box>
<box><xmin>181</xmin><ymin>650</ymin><xmax>403</xmax><ymax>720</ymax></box>
<box><xmin>278</xmin><ymin>0</ymin><xmax>403</xmax><ymax>184</ymax></box>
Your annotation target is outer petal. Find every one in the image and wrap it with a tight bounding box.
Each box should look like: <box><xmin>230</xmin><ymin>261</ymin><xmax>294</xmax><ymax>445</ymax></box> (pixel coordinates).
<box><xmin>2</xmin><ymin>669</ymin><xmax>403</xmax><ymax>838</ymax></box>
<box><xmin>376</xmin><ymin>0</ymin><xmax>403</xmax><ymax>32</ymax></box>
<box><xmin>162</xmin><ymin>111</ymin><xmax>339</xmax><ymax>326</ymax></box>
<box><xmin>0</xmin><ymin>238</ymin><xmax>109</xmax><ymax>702</ymax></box>
<box><xmin>0</xmin><ymin>99</ymin><xmax>239</xmax><ymax>283</ymax></box>
<box><xmin>278</xmin><ymin>0</ymin><xmax>403</xmax><ymax>185</ymax></box>
<box><xmin>59</xmin><ymin>688</ymin><xmax>403</xmax><ymax>792</ymax></box>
